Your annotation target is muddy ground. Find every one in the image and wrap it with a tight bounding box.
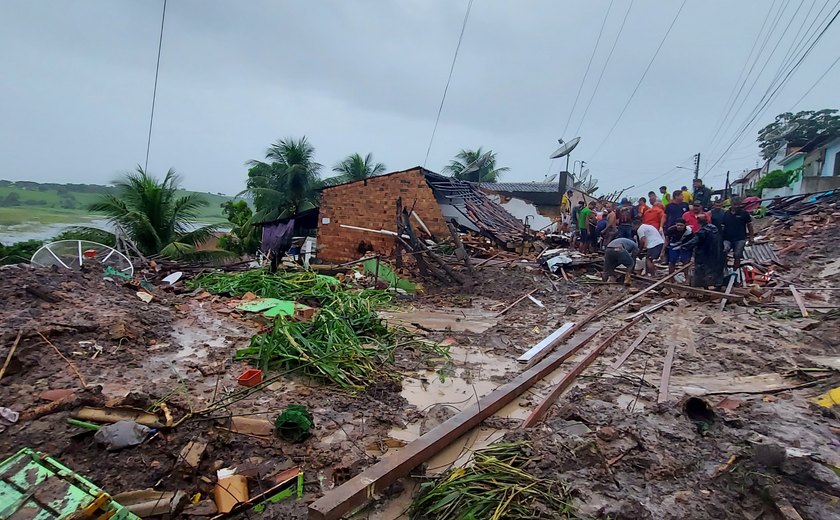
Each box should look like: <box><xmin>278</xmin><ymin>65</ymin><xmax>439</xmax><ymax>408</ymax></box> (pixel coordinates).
<box><xmin>1</xmin><ymin>209</ymin><xmax>839</xmax><ymax>520</ymax></box>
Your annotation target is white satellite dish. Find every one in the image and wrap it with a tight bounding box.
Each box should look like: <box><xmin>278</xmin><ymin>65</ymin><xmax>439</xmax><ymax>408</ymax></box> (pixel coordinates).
<box><xmin>545</xmin><ymin>173</ymin><xmax>557</xmax><ymax>183</ymax></box>
<box><xmin>461</xmin><ymin>151</ymin><xmax>492</xmax><ymax>177</ymax></box>
<box><xmin>581</xmin><ymin>168</ymin><xmax>590</xmax><ymax>177</ymax></box>
<box><xmin>549</xmin><ymin>137</ymin><xmax>581</xmax><ymax>159</ymax></box>
<box><xmin>31</xmin><ymin>240</ymin><xmax>134</xmax><ymax>277</ymax></box>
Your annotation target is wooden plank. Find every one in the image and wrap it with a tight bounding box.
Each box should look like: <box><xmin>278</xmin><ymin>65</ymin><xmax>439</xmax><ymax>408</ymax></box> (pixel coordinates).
<box><xmin>495</xmin><ymin>289</ymin><xmax>538</xmax><ymax>317</ymax></box>
<box><xmin>307</xmin><ymin>328</ymin><xmax>602</xmax><ymax>520</ymax></box>
<box><xmin>525</xmin><ymin>299</ymin><xmax>614</xmax><ymax>368</ymax></box>
<box><xmin>658</xmin><ymin>344</ymin><xmax>676</xmax><ymax>403</ymax></box>
<box><xmin>624</xmin><ymin>299</ymin><xmax>673</xmax><ymax>321</ymax></box>
<box><xmin>789</xmin><ymin>285</ymin><xmax>809</xmax><ymax>317</ymax></box>
<box><xmin>606</xmin><ymin>263</ymin><xmax>692</xmax><ymax>314</ymax></box>
<box><xmin>624</xmin><ymin>271</ymin><xmax>745</xmax><ymax>301</ymax></box>
<box><xmin>611</xmin><ymin>324</ymin><xmax>655</xmax><ymax>369</ymax></box>
<box><xmin>521</xmin><ymin>318</ymin><xmax>641</xmax><ymax>428</ymax></box>
<box><xmin>720</xmin><ymin>275</ymin><xmax>736</xmax><ymax>311</ymax></box>
<box><xmin>517</xmin><ymin>322</ymin><xmax>575</xmax><ymax>363</ymax></box>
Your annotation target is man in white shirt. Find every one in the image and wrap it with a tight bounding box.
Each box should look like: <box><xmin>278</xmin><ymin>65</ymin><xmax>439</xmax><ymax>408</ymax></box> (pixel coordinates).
<box><xmin>634</xmin><ymin>219</ymin><xmax>665</xmax><ymax>276</ymax></box>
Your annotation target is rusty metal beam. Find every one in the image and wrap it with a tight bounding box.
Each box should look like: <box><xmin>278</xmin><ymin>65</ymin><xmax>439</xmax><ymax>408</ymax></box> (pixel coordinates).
<box><xmin>521</xmin><ymin>318</ymin><xmax>641</xmax><ymax>428</ymax></box>
<box><xmin>307</xmin><ymin>327</ymin><xmax>602</xmax><ymax>520</ymax></box>
<box><xmin>611</xmin><ymin>324</ymin><xmax>655</xmax><ymax>369</ymax></box>
<box><xmin>658</xmin><ymin>344</ymin><xmax>676</xmax><ymax>403</ymax></box>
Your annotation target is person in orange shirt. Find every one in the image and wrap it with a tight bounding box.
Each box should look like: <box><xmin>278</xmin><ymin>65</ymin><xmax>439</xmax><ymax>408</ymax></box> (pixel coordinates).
<box><xmin>642</xmin><ymin>201</ymin><xmax>665</xmax><ymax>232</ymax></box>
<box><xmin>637</xmin><ymin>197</ymin><xmax>649</xmax><ymax>216</ymax></box>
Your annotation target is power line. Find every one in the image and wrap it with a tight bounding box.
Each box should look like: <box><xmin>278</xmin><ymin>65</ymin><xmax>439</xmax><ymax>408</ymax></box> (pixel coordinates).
<box><xmin>573</xmin><ymin>0</ymin><xmax>634</xmax><ymax>136</ymax></box>
<box><xmin>702</xmin><ymin>0</ymin><xmax>779</xmax><ymax>152</ymax></box>
<box><xmin>145</xmin><ymin>0</ymin><xmax>167</xmax><ymax>172</ymax></box>
<box><xmin>423</xmin><ymin>0</ymin><xmax>474</xmax><ymax>168</ymax></box>
<box><xmin>706</xmin><ymin>0</ymin><xmax>789</xmax><ymax>157</ymax></box>
<box><xmin>590</xmin><ymin>0</ymin><xmax>688</xmax><ymax>158</ymax></box>
<box><xmin>704</xmin><ymin>4</ymin><xmax>840</xmax><ymax>177</ymax></box>
<box><xmin>560</xmin><ymin>0</ymin><xmax>615</xmax><ymax>139</ymax></box>
<box><xmin>788</xmin><ymin>53</ymin><xmax>840</xmax><ymax>108</ymax></box>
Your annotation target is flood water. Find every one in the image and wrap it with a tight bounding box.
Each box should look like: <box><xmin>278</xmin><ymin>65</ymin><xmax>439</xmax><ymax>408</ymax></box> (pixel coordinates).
<box><xmin>0</xmin><ymin>218</ymin><xmax>111</xmax><ymax>244</ymax></box>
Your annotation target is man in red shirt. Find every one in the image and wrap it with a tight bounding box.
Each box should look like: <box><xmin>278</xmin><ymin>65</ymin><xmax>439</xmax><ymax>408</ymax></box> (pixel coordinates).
<box><xmin>683</xmin><ymin>201</ymin><xmax>711</xmax><ymax>233</ymax></box>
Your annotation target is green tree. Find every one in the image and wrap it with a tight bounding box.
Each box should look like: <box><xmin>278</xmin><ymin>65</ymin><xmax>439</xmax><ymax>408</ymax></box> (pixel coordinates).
<box><xmin>754</xmin><ymin>169</ymin><xmax>794</xmax><ymax>194</ymax></box>
<box><xmin>243</xmin><ymin>137</ymin><xmax>322</xmax><ymax>222</ymax></box>
<box><xmin>443</xmin><ymin>148</ymin><xmax>509</xmax><ymax>182</ymax></box>
<box><xmin>88</xmin><ymin>167</ymin><xmax>226</xmax><ymax>259</ymax></box>
<box><xmin>324</xmin><ymin>153</ymin><xmax>386</xmax><ymax>185</ymax></box>
<box><xmin>758</xmin><ymin>109</ymin><xmax>840</xmax><ymax>160</ymax></box>
<box><xmin>218</xmin><ymin>200</ymin><xmax>260</xmax><ymax>255</ymax></box>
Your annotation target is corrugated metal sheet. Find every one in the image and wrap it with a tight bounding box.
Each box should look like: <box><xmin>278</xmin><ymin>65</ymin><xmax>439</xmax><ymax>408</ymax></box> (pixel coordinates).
<box><xmin>480</xmin><ymin>182</ymin><xmax>560</xmax><ymax>193</ymax></box>
<box><xmin>743</xmin><ymin>243</ymin><xmax>780</xmax><ymax>263</ymax></box>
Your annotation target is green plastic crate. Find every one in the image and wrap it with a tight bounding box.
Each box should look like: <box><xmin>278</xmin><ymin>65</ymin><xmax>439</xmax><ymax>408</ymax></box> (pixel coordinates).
<box><xmin>0</xmin><ymin>448</ymin><xmax>140</xmax><ymax>520</ymax></box>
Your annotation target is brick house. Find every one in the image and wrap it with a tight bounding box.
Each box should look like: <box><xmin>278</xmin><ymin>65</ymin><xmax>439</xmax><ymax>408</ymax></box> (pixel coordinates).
<box><xmin>316</xmin><ymin>166</ymin><xmax>523</xmax><ymax>263</ymax></box>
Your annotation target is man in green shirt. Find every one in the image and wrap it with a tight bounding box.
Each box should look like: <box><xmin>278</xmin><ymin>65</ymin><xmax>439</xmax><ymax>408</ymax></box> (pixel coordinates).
<box><xmin>578</xmin><ymin>200</ymin><xmax>596</xmax><ymax>253</ymax></box>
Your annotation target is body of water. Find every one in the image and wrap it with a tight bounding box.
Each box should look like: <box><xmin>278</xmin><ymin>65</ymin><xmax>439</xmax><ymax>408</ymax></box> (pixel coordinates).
<box><xmin>0</xmin><ymin>219</ymin><xmax>112</xmax><ymax>244</ymax></box>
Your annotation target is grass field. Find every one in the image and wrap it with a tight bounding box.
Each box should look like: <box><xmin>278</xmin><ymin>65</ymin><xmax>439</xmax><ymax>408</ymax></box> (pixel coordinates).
<box><xmin>0</xmin><ymin>183</ymin><xmax>232</xmax><ymax>227</ymax></box>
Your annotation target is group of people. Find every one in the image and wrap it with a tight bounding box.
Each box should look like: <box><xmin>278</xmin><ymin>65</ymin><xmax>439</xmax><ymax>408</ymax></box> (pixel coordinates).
<box><xmin>563</xmin><ymin>178</ymin><xmax>754</xmax><ymax>288</ymax></box>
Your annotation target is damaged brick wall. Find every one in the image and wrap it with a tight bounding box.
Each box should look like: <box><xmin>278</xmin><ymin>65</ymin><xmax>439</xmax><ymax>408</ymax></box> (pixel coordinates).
<box><xmin>316</xmin><ymin>167</ymin><xmax>449</xmax><ymax>263</ymax></box>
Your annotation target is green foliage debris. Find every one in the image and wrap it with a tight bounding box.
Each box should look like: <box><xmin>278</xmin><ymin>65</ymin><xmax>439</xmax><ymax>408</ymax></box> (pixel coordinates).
<box><xmin>190</xmin><ymin>270</ymin><xmax>445</xmax><ymax>390</ymax></box>
<box><xmin>411</xmin><ymin>441</ymin><xmax>576</xmax><ymax>520</ymax></box>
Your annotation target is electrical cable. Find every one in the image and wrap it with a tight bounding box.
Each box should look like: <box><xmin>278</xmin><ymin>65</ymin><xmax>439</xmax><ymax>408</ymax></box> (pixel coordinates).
<box><xmin>145</xmin><ymin>0</ymin><xmax>167</xmax><ymax>172</ymax></box>
<box><xmin>706</xmin><ymin>0</ymin><xmax>789</xmax><ymax>156</ymax></box>
<box><xmin>788</xmin><ymin>53</ymin><xmax>840</xmax><ymax>108</ymax></box>
<box><xmin>589</xmin><ymin>0</ymin><xmax>687</xmax><ymax>159</ymax></box>
<box><xmin>560</xmin><ymin>0</ymin><xmax>615</xmax><ymax>140</ymax></box>
<box><xmin>703</xmin><ymin>0</ymin><xmax>779</xmax><ymax>153</ymax></box>
<box><xmin>703</xmin><ymin>4</ymin><xmax>840</xmax><ymax>177</ymax></box>
<box><xmin>423</xmin><ymin>0</ymin><xmax>474</xmax><ymax>168</ymax></box>
<box><xmin>573</xmin><ymin>0</ymin><xmax>634</xmax><ymax>136</ymax></box>
<box><xmin>711</xmin><ymin>0</ymin><xmax>808</xmax><ymax>155</ymax></box>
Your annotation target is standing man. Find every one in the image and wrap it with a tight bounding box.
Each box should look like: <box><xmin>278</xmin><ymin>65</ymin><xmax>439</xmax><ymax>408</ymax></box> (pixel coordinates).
<box><xmin>616</xmin><ymin>198</ymin><xmax>635</xmax><ymax>239</ymax></box>
<box><xmin>642</xmin><ymin>200</ymin><xmax>665</xmax><ymax>232</ymax></box>
<box><xmin>603</xmin><ymin>201</ymin><xmax>617</xmax><ymax>245</ymax></box>
<box><xmin>681</xmin><ymin>186</ymin><xmax>693</xmax><ymax>204</ymax></box>
<box><xmin>664</xmin><ymin>190</ymin><xmax>689</xmax><ymax>230</ymax></box>
<box><xmin>721</xmin><ymin>196</ymin><xmax>754</xmax><ymax>270</ymax></box>
<box><xmin>635</xmin><ymin>218</ymin><xmax>664</xmax><ymax>276</ymax></box>
<box><xmin>662</xmin><ymin>218</ymin><xmax>693</xmax><ymax>274</ymax></box>
<box><xmin>692</xmin><ymin>178</ymin><xmax>712</xmax><ymax>210</ymax></box>
<box><xmin>683</xmin><ymin>214</ymin><xmax>725</xmax><ymax>288</ymax></box>
<box><xmin>659</xmin><ymin>186</ymin><xmax>671</xmax><ymax>205</ymax></box>
<box><xmin>648</xmin><ymin>191</ymin><xmax>659</xmax><ymax>206</ymax></box>
<box><xmin>578</xmin><ymin>200</ymin><xmax>595</xmax><ymax>254</ymax></box>
<box><xmin>560</xmin><ymin>189</ymin><xmax>574</xmax><ymax>232</ymax></box>
<box><xmin>683</xmin><ymin>201</ymin><xmax>711</xmax><ymax>233</ymax></box>
<box><xmin>637</xmin><ymin>197</ymin><xmax>649</xmax><ymax>216</ymax></box>
<box><xmin>571</xmin><ymin>200</ymin><xmax>584</xmax><ymax>248</ymax></box>
<box><xmin>602</xmin><ymin>236</ymin><xmax>639</xmax><ymax>285</ymax></box>
<box><xmin>710</xmin><ymin>199</ymin><xmax>725</xmax><ymax>229</ymax></box>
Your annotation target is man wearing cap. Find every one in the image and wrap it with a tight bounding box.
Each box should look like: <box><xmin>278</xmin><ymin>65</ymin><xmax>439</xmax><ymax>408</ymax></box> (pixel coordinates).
<box><xmin>681</xmin><ymin>186</ymin><xmax>693</xmax><ymax>204</ymax></box>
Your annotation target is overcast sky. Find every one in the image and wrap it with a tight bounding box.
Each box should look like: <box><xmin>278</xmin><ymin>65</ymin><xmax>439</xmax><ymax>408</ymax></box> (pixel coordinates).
<box><xmin>1</xmin><ymin>0</ymin><xmax>838</xmax><ymax>197</ymax></box>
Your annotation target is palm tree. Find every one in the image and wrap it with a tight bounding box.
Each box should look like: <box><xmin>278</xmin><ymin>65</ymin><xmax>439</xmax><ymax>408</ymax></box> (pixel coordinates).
<box><xmin>243</xmin><ymin>137</ymin><xmax>322</xmax><ymax>221</ymax></box>
<box><xmin>88</xmin><ymin>167</ymin><xmax>225</xmax><ymax>259</ymax></box>
<box><xmin>329</xmin><ymin>153</ymin><xmax>387</xmax><ymax>183</ymax></box>
<box><xmin>443</xmin><ymin>148</ymin><xmax>509</xmax><ymax>183</ymax></box>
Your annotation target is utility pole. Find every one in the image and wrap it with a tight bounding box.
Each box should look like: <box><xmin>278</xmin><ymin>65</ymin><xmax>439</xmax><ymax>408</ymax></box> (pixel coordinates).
<box><xmin>693</xmin><ymin>152</ymin><xmax>701</xmax><ymax>180</ymax></box>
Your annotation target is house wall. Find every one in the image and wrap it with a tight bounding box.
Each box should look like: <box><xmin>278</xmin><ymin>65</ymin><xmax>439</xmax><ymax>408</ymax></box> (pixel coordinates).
<box><xmin>822</xmin><ymin>140</ymin><xmax>840</xmax><ymax>177</ymax></box>
<box><xmin>782</xmin><ymin>155</ymin><xmax>804</xmax><ymax>173</ymax></box>
<box><xmin>801</xmin><ymin>176</ymin><xmax>840</xmax><ymax>193</ymax></box>
<box><xmin>316</xmin><ymin>168</ymin><xmax>448</xmax><ymax>263</ymax></box>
